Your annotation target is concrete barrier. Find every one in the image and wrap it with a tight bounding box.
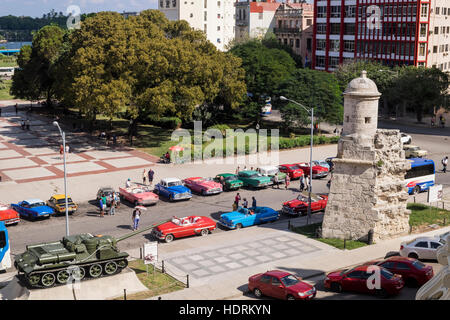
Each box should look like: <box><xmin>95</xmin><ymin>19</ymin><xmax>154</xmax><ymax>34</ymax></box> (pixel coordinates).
<box><xmin>0</xmin><ymin>268</ymin><xmax>149</xmax><ymax>300</ymax></box>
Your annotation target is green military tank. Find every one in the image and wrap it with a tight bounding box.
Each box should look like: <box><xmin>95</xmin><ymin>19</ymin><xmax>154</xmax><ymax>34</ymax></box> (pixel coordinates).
<box><xmin>14</xmin><ymin>220</ymin><xmax>169</xmax><ymax>288</ymax></box>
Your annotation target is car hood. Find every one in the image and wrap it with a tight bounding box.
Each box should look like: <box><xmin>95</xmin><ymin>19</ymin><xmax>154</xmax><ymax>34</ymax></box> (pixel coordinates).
<box><xmin>166</xmin><ymin>185</ymin><xmax>190</xmax><ymax>193</ymax></box>
<box><xmin>288</xmin><ymin>281</ymin><xmax>314</xmax><ymax>293</ymax></box>
<box><xmin>197</xmin><ymin>181</ymin><xmax>222</xmax><ymax>189</ymax></box>
<box><xmin>220</xmin><ymin>211</ymin><xmax>245</xmax><ymax>221</ymax></box>
<box><xmin>0</xmin><ymin>208</ymin><xmax>19</xmax><ymax>220</ymax></box>
<box><xmin>283</xmin><ymin>199</ymin><xmax>306</xmax><ymax>208</ymax></box>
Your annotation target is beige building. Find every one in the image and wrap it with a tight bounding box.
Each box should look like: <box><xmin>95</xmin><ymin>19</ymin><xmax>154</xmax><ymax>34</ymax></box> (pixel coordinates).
<box><xmin>158</xmin><ymin>0</ymin><xmax>235</xmax><ymax>51</ymax></box>
<box><xmin>273</xmin><ymin>1</ymin><xmax>314</xmax><ymax>66</ymax></box>
<box><xmin>427</xmin><ymin>0</ymin><xmax>450</xmax><ymax>71</ymax></box>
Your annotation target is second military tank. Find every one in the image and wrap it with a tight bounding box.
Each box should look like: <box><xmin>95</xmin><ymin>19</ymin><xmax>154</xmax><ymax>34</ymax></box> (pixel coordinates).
<box><xmin>14</xmin><ymin>220</ymin><xmax>169</xmax><ymax>288</ymax></box>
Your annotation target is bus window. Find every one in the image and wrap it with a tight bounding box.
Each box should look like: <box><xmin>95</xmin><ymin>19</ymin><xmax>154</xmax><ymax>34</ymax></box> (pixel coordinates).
<box><xmin>405</xmin><ymin>164</ymin><xmax>434</xmax><ymax>180</ymax></box>
<box><xmin>0</xmin><ymin>231</ymin><xmax>6</xmax><ymax>248</ymax></box>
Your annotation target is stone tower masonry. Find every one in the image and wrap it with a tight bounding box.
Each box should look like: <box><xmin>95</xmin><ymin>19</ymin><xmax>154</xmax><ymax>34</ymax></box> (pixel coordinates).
<box><xmin>321</xmin><ymin>71</ymin><xmax>411</xmax><ymax>242</ymax></box>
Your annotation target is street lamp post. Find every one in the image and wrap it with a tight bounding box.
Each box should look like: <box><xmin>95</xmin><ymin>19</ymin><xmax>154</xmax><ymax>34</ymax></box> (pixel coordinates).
<box><xmin>53</xmin><ymin>121</ymin><xmax>69</xmax><ymax>236</ymax></box>
<box><xmin>280</xmin><ymin>96</ymin><xmax>314</xmax><ymax>225</ymax></box>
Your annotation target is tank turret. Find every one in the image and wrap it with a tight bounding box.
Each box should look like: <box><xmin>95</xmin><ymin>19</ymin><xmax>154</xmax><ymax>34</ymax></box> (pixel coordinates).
<box><xmin>14</xmin><ymin>220</ymin><xmax>170</xmax><ymax>288</ymax></box>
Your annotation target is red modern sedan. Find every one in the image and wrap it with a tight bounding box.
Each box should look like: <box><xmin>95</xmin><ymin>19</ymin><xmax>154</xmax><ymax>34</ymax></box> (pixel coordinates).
<box><xmin>248</xmin><ymin>270</ymin><xmax>316</xmax><ymax>300</ymax></box>
<box><xmin>278</xmin><ymin>164</ymin><xmax>304</xmax><ymax>179</ymax></box>
<box><xmin>324</xmin><ymin>265</ymin><xmax>404</xmax><ymax>298</ymax></box>
<box><xmin>364</xmin><ymin>256</ymin><xmax>433</xmax><ymax>287</ymax></box>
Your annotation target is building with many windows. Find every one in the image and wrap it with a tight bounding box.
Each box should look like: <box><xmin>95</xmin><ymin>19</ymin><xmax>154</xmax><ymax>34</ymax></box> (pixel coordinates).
<box><xmin>273</xmin><ymin>1</ymin><xmax>314</xmax><ymax>66</ymax></box>
<box><xmin>312</xmin><ymin>0</ymin><xmax>450</xmax><ymax>72</ymax></box>
<box><xmin>158</xmin><ymin>0</ymin><xmax>235</xmax><ymax>51</ymax></box>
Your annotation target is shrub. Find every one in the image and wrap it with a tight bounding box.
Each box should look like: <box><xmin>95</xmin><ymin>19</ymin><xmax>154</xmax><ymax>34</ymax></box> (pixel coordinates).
<box><xmin>207</xmin><ymin>124</ymin><xmax>231</xmax><ymax>135</ymax></box>
<box><xmin>144</xmin><ymin>116</ymin><xmax>182</xmax><ymax>129</ymax></box>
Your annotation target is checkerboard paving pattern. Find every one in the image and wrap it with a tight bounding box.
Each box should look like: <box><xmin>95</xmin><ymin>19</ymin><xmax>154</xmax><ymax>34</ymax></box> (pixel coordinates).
<box><xmin>0</xmin><ymin>116</ymin><xmax>158</xmax><ymax>184</ymax></box>
<box><xmin>165</xmin><ymin>235</ymin><xmax>321</xmax><ymax>279</ymax></box>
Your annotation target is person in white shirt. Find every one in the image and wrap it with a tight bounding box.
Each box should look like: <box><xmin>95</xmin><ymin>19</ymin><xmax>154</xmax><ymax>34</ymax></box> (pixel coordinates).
<box><xmin>126</xmin><ymin>178</ymin><xmax>131</xmax><ymax>188</ymax></box>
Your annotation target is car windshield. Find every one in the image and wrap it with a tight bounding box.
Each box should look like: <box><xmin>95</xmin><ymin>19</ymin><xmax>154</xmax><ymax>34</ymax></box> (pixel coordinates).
<box><xmin>381</xmin><ymin>268</ymin><xmax>395</xmax><ymax>280</ymax></box>
<box><xmin>225</xmin><ymin>175</ymin><xmax>237</xmax><ymax>181</ymax></box>
<box><xmin>266</xmin><ymin>169</ymin><xmax>278</xmax><ymax>175</ymax></box>
<box><xmin>280</xmin><ymin>275</ymin><xmax>300</xmax><ymax>287</ymax></box>
<box><xmin>168</xmin><ymin>181</ymin><xmax>182</xmax><ymax>187</ymax></box>
<box><xmin>288</xmin><ymin>166</ymin><xmax>299</xmax><ymax>170</ymax></box>
<box><xmin>412</xmin><ymin>260</ymin><xmax>426</xmax><ymax>270</ymax></box>
<box><xmin>296</xmin><ymin>195</ymin><xmax>308</xmax><ymax>202</ymax></box>
<box><xmin>410</xmin><ymin>147</ymin><xmax>419</xmax><ymax>151</ymax></box>
<box><xmin>132</xmin><ymin>187</ymin><xmax>151</xmax><ymax>194</ymax></box>
<box><xmin>56</xmin><ymin>198</ymin><xmax>74</xmax><ymax>204</ymax></box>
<box><xmin>238</xmin><ymin>208</ymin><xmax>248</xmax><ymax>214</ymax></box>
<box><xmin>439</xmin><ymin>239</ymin><xmax>446</xmax><ymax>245</ymax></box>
<box><xmin>249</xmin><ymin>174</ymin><xmax>262</xmax><ymax>178</ymax></box>
<box><xmin>29</xmin><ymin>202</ymin><xmax>45</xmax><ymax>208</ymax></box>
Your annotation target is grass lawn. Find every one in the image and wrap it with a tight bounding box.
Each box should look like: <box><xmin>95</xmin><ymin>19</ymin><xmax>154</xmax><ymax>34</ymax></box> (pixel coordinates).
<box><xmin>408</xmin><ymin>203</ymin><xmax>450</xmax><ymax>229</ymax></box>
<box><xmin>114</xmin><ymin>259</ymin><xmax>185</xmax><ymax>300</ymax></box>
<box><xmin>0</xmin><ymin>79</ymin><xmax>13</xmax><ymax>100</ymax></box>
<box><xmin>292</xmin><ymin>223</ymin><xmax>368</xmax><ymax>250</ymax></box>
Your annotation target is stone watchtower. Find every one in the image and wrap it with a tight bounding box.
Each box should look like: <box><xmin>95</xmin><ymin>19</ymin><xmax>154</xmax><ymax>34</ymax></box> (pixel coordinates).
<box><xmin>322</xmin><ymin>71</ymin><xmax>411</xmax><ymax>242</ymax></box>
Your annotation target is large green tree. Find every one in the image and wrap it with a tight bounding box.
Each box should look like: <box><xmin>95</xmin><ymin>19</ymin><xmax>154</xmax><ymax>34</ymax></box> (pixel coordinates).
<box><xmin>386</xmin><ymin>66</ymin><xmax>449</xmax><ymax>122</ymax></box>
<box><xmin>277</xmin><ymin>69</ymin><xmax>343</xmax><ymax>130</ymax></box>
<box><xmin>230</xmin><ymin>39</ymin><xmax>296</xmax><ymax>99</ymax></box>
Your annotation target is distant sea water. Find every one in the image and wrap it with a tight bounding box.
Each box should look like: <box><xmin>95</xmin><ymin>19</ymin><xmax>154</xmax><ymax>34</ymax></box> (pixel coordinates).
<box><xmin>0</xmin><ymin>42</ymin><xmax>32</xmax><ymax>50</ymax></box>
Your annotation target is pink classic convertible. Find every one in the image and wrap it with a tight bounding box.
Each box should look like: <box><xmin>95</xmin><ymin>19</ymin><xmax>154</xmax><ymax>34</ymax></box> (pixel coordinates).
<box><xmin>182</xmin><ymin>177</ymin><xmax>223</xmax><ymax>196</ymax></box>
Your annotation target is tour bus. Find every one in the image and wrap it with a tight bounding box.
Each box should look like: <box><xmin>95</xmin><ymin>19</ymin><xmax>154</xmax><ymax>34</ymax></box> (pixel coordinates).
<box><xmin>0</xmin><ymin>67</ymin><xmax>15</xmax><ymax>77</ymax></box>
<box><xmin>0</xmin><ymin>221</ymin><xmax>11</xmax><ymax>272</ymax></box>
<box><xmin>405</xmin><ymin>158</ymin><xmax>435</xmax><ymax>195</ymax></box>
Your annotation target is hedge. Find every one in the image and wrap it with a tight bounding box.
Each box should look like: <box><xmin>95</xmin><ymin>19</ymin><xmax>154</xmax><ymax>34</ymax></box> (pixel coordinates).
<box><xmin>144</xmin><ymin>116</ymin><xmax>182</xmax><ymax>129</ymax></box>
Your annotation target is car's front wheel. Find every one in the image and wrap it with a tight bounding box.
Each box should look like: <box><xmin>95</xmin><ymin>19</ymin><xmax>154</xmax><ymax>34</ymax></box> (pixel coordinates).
<box><xmin>413</xmin><ymin>186</ymin><xmax>421</xmax><ymax>195</ymax></box>
<box><xmin>254</xmin><ymin>288</ymin><xmax>263</xmax><ymax>298</ymax></box>
<box><xmin>200</xmin><ymin>229</ymin><xmax>209</xmax><ymax>237</ymax></box>
<box><xmin>331</xmin><ymin>282</ymin><xmax>342</xmax><ymax>293</ymax></box>
<box><xmin>286</xmin><ymin>294</ymin><xmax>296</xmax><ymax>300</ymax></box>
<box><xmin>165</xmin><ymin>234</ymin><xmax>174</xmax><ymax>243</ymax></box>
<box><xmin>235</xmin><ymin>223</ymin><xmax>243</xmax><ymax>230</ymax></box>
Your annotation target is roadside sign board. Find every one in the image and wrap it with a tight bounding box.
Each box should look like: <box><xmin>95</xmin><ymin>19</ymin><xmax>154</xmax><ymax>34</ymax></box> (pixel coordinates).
<box><xmin>143</xmin><ymin>242</ymin><xmax>158</xmax><ymax>265</ymax></box>
<box><xmin>427</xmin><ymin>184</ymin><xmax>443</xmax><ymax>203</ymax></box>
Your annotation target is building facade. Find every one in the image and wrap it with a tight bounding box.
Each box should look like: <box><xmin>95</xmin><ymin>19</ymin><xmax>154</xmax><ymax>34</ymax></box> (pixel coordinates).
<box><xmin>312</xmin><ymin>0</ymin><xmax>450</xmax><ymax>72</ymax></box>
<box><xmin>273</xmin><ymin>1</ymin><xmax>314</xmax><ymax>65</ymax></box>
<box><xmin>235</xmin><ymin>0</ymin><xmax>280</xmax><ymax>41</ymax></box>
<box><xmin>158</xmin><ymin>0</ymin><xmax>235</xmax><ymax>51</ymax></box>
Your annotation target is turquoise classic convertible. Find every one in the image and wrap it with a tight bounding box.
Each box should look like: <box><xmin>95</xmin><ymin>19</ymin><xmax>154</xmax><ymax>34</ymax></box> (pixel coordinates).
<box><xmin>217</xmin><ymin>206</ymin><xmax>280</xmax><ymax>230</ymax></box>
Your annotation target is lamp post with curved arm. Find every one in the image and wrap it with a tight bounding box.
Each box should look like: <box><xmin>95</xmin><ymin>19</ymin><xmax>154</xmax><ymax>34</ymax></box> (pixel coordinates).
<box><xmin>280</xmin><ymin>96</ymin><xmax>314</xmax><ymax>225</ymax></box>
<box><xmin>53</xmin><ymin>121</ymin><xmax>69</xmax><ymax>236</ymax></box>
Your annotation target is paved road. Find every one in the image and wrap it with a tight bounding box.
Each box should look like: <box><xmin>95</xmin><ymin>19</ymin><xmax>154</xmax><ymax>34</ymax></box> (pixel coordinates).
<box><xmin>235</xmin><ymin>261</ymin><xmax>442</xmax><ymax>300</ymax></box>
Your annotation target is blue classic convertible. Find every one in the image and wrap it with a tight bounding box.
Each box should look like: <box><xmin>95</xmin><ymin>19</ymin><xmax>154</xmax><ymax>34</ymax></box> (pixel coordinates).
<box><xmin>11</xmin><ymin>199</ymin><xmax>55</xmax><ymax>220</ymax></box>
<box><xmin>154</xmin><ymin>178</ymin><xmax>192</xmax><ymax>201</ymax></box>
<box><xmin>218</xmin><ymin>206</ymin><xmax>280</xmax><ymax>230</ymax></box>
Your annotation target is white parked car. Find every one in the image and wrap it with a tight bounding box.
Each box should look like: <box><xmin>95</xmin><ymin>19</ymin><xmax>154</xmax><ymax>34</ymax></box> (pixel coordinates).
<box><xmin>400</xmin><ymin>133</ymin><xmax>412</xmax><ymax>145</ymax></box>
<box><xmin>399</xmin><ymin>237</ymin><xmax>445</xmax><ymax>260</ymax></box>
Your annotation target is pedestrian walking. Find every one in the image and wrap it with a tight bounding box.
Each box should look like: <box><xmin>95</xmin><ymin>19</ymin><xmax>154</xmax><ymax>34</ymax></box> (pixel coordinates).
<box><xmin>235</xmin><ymin>166</ymin><xmax>240</xmax><ymax>174</ymax></box>
<box><xmin>25</xmin><ymin>119</ymin><xmax>30</xmax><ymax>130</ymax></box>
<box><xmin>441</xmin><ymin>117</ymin><xmax>446</xmax><ymax>128</ymax></box>
<box><xmin>114</xmin><ymin>192</ymin><xmax>120</xmax><ymax>209</ymax></box>
<box><xmin>243</xmin><ymin>198</ymin><xmax>248</xmax><ymax>208</ymax></box>
<box><xmin>306</xmin><ymin>175</ymin><xmax>311</xmax><ymax>191</ymax></box>
<box><xmin>59</xmin><ymin>144</ymin><xmax>64</xmax><ymax>160</ymax></box>
<box><xmin>443</xmin><ymin>156</ymin><xmax>448</xmax><ymax>173</ymax></box>
<box><xmin>142</xmin><ymin>169</ymin><xmax>147</xmax><ymax>185</ymax></box>
<box><xmin>273</xmin><ymin>174</ymin><xmax>280</xmax><ymax>189</ymax></box>
<box><xmin>112</xmin><ymin>134</ymin><xmax>117</xmax><ymax>146</ymax></box>
<box><xmin>299</xmin><ymin>175</ymin><xmax>305</xmax><ymax>192</ymax></box>
<box><xmin>99</xmin><ymin>198</ymin><xmax>104</xmax><ymax>217</ymax></box>
<box><xmin>234</xmin><ymin>193</ymin><xmax>241</xmax><ymax>206</ymax></box>
<box><xmin>0</xmin><ymin>107</ymin><xmax>2</xmax><ymax>117</ymax></box>
<box><xmin>109</xmin><ymin>199</ymin><xmax>116</xmax><ymax>215</ymax></box>
<box><xmin>285</xmin><ymin>175</ymin><xmax>290</xmax><ymax>190</ymax></box>
<box><xmin>15</xmin><ymin>103</ymin><xmax>18</xmax><ymax>114</ymax></box>
<box><xmin>126</xmin><ymin>178</ymin><xmax>131</xmax><ymax>188</ymax></box>
<box><xmin>132</xmin><ymin>208</ymin><xmax>141</xmax><ymax>230</ymax></box>
<box><xmin>20</xmin><ymin>120</ymin><xmax>25</xmax><ymax>130</ymax></box>
<box><xmin>65</xmin><ymin>145</ymin><xmax>70</xmax><ymax>154</ymax></box>
<box><xmin>148</xmin><ymin>168</ymin><xmax>154</xmax><ymax>186</ymax></box>
<box><xmin>251</xmin><ymin>196</ymin><xmax>257</xmax><ymax>208</ymax></box>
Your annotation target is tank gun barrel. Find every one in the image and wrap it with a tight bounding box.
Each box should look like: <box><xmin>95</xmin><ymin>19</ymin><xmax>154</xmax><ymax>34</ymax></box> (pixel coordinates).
<box><xmin>116</xmin><ymin>219</ymin><xmax>171</xmax><ymax>242</ymax></box>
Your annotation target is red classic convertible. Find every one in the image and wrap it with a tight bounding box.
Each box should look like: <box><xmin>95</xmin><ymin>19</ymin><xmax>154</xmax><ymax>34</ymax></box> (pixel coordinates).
<box><xmin>119</xmin><ymin>185</ymin><xmax>159</xmax><ymax>206</ymax></box>
<box><xmin>151</xmin><ymin>216</ymin><xmax>216</xmax><ymax>243</ymax></box>
<box><xmin>0</xmin><ymin>203</ymin><xmax>20</xmax><ymax>226</ymax></box>
<box><xmin>278</xmin><ymin>164</ymin><xmax>304</xmax><ymax>179</ymax></box>
<box><xmin>282</xmin><ymin>192</ymin><xmax>328</xmax><ymax>216</ymax></box>
<box><xmin>182</xmin><ymin>177</ymin><xmax>223</xmax><ymax>195</ymax></box>
<box><xmin>295</xmin><ymin>162</ymin><xmax>329</xmax><ymax>179</ymax></box>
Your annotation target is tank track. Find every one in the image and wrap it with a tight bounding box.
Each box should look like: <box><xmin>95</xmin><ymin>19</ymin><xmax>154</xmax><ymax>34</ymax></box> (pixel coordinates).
<box><xmin>17</xmin><ymin>258</ymin><xmax>129</xmax><ymax>289</ymax></box>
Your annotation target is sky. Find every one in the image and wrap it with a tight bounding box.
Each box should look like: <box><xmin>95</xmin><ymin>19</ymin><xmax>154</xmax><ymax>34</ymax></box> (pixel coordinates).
<box><xmin>0</xmin><ymin>0</ymin><xmax>159</xmax><ymax>18</ymax></box>
<box><xmin>1</xmin><ymin>0</ymin><xmax>314</xmax><ymax>18</ymax></box>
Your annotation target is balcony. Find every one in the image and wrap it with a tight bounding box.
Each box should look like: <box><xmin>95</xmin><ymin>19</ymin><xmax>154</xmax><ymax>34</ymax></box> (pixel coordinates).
<box><xmin>273</xmin><ymin>27</ymin><xmax>302</xmax><ymax>34</ymax></box>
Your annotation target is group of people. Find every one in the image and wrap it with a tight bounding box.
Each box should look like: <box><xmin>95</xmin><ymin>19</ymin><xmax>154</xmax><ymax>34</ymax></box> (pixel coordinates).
<box><xmin>59</xmin><ymin>144</ymin><xmax>70</xmax><ymax>159</ymax></box>
<box><xmin>98</xmin><ymin>193</ymin><xmax>120</xmax><ymax>217</ymax></box>
<box><xmin>20</xmin><ymin>119</ymin><xmax>31</xmax><ymax>130</ymax></box>
<box><xmin>233</xmin><ymin>193</ymin><xmax>257</xmax><ymax>211</ymax></box>
<box><xmin>432</xmin><ymin>115</ymin><xmax>446</xmax><ymax>128</ymax></box>
<box><xmin>140</xmin><ymin>168</ymin><xmax>155</xmax><ymax>186</ymax></box>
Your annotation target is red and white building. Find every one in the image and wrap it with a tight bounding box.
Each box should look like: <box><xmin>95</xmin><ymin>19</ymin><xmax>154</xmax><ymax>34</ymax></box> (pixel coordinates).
<box><xmin>312</xmin><ymin>0</ymin><xmax>450</xmax><ymax>72</ymax></box>
<box><xmin>235</xmin><ymin>0</ymin><xmax>281</xmax><ymax>40</ymax></box>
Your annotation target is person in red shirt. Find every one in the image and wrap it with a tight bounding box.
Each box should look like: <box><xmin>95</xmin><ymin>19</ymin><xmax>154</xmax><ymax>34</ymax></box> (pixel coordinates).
<box><xmin>234</xmin><ymin>193</ymin><xmax>241</xmax><ymax>206</ymax></box>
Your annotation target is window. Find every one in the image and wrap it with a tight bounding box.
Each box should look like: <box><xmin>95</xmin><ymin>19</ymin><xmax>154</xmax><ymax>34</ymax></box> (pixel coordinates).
<box><xmin>0</xmin><ymin>231</ymin><xmax>6</xmax><ymax>249</ymax></box>
<box><xmin>405</xmin><ymin>164</ymin><xmax>435</xmax><ymax>180</ymax></box>
<box><xmin>289</xmin><ymin>39</ymin><xmax>294</xmax><ymax>47</ymax></box>
<box><xmin>419</xmin><ymin>43</ymin><xmax>426</xmax><ymax>56</ymax></box>
<box><xmin>217</xmin><ymin>13</ymin><xmax>221</xmax><ymax>19</ymax></box>
<box><xmin>217</xmin><ymin>38</ymin><xmax>221</xmax><ymax>43</ymax></box>
<box><xmin>315</xmin><ymin>55</ymin><xmax>325</xmax><ymax>67</ymax></box>
<box><xmin>415</xmin><ymin>241</ymin><xmax>428</xmax><ymax>248</ymax></box>
<box><xmin>436</xmin><ymin>7</ymin><xmax>440</xmax><ymax>15</ymax></box>
<box><xmin>160</xmin><ymin>0</ymin><xmax>163</xmax><ymax>8</ymax></box>
<box><xmin>190</xmin><ymin>13</ymin><xmax>193</xmax><ymax>18</ymax></box>
<box><xmin>433</xmin><ymin>46</ymin><xmax>438</xmax><ymax>53</ymax></box>
<box><xmin>307</xmin><ymin>19</ymin><xmax>312</xmax><ymax>26</ymax></box>
<box><xmin>259</xmin><ymin>12</ymin><xmax>263</xmax><ymax>20</ymax></box>
<box><xmin>204</xmin><ymin>11</ymin><xmax>207</xmax><ymax>21</ymax></box>
<box><xmin>430</xmin><ymin>242</ymin><xmax>442</xmax><ymax>249</ymax></box>
<box><xmin>330</xmin><ymin>23</ymin><xmax>341</xmax><ymax>35</ymax></box>
<box><xmin>421</xmin><ymin>4</ymin><xmax>428</xmax><ymax>18</ymax></box>
<box><xmin>217</xmin><ymin>26</ymin><xmax>220</xmax><ymax>31</ymax></box>
<box><xmin>295</xmin><ymin>39</ymin><xmax>300</xmax><ymax>48</ymax></box>
<box><xmin>346</xmin><ymin>116</ymin><xmax>349</xmax><ymax>122</ymax></box>
<box><xmin>204</xmin><ymin>0</ymin><xmax>207</xmax><ymax>8</ymax></box>
<box><xmin>435</xmin><ymin>27</ymin><xmax>439</xmax><ymax>35</ymax></box>
<box><xmin>166</xmin><ymin>0</ymin><xmax>170</xmax><ymax>8</ymax></box>
<box><xmin>271</xmin><ymin>277</ymin><xmax>282</xmax><ymax>286</ymax></box>
<box><xmin>380</xmin><ymin>261</ymin><xmax>396</xmax><ymax>269</ymax></box>
<box><xmin>260</xmin><ymin>275</ymin><xmax>271</xmax><ymax>284</ymax></box>
<box><xmin>317</xmin><ymin>6</ymin><xmax>327</xmax><ymax>18</ymax></box>
<box><xmin>317</xmin><ymin>23</ymin><xmax>327</xmax><ymax>34</ymax></box>
<box><xmin>172</xmin><ymin>0</ymin><xmax>176</xmax><ymax>6</ymax></box>
<box><xmin>331</xmin><ymin>6</ymin><xmax>341</xmax><ymax>18</ymax></box>
<box><xmin>396</xmin><ymin>263</ymin><xmax>410</xmax><ymax>270</ymax></box>
<box><xmin>329</xmin><ymin>56</ymin><xmax>340</xmax><ymax>68</ymax></box>
<box><xmin>346</xmin><ymin>271</ymin><xmax>363</xmax><ymax>279</ymax></box>
<box><xmin>330</xmin><ymin>40</ymin><xmax>340</xmax><ymax>52</ymax></box>
<box><xmin>316</xmin><ymin>39</ymin><xmax>326</xmax><ymax>50</ymax></box>
<box><xmin>345</xmin><ymin>5</ymin><xmax>356</xmax><ymax>18</ymax></box>
<box><xmin>344</xmin><ymin>40</ymin><xmax>354</xmax><ymax>52</ymax></box>
<box><xmin>344</xmin><ymin>23</ymin><xmax>355</xmax><ymax>35</ymax></box>
<box><xmin>420</xmin><ymin>24</ymin><xmax>427</xmax><ymax>37</ymax></box>
<box><xmin>217</xmin><ymin>1</ymin><xmax>220</xmax><ymax>7</ymax></box>
<box><xmin>365</xmin><ymin>117</ymin><xmax>371</xmax><ymax>124</ymax></box>
<box><xmin>204</xmin><ymin>24</ymin><xmax>207</xmax><ymax>33</ymax></box>
<box><xmin>307</xmin><ymin>38</ymin><xmax>312</xmax><ymax>51</ymax></box>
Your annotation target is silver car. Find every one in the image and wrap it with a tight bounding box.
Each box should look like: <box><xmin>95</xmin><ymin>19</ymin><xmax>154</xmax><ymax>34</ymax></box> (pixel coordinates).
<box><xmin>399</xmin><ymin>237</ymin><xmax>446</xmax><ymax>260</ymax></box>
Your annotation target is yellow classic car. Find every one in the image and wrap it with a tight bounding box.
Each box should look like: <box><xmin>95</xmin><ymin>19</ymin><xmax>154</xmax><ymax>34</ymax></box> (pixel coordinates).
<box><xmin>47</xmin><ymin>194</ymin><xmax>78</xmax><ymax>214</ymax></box>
